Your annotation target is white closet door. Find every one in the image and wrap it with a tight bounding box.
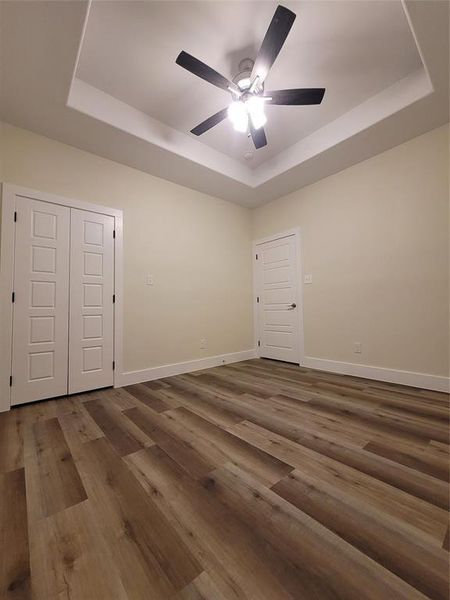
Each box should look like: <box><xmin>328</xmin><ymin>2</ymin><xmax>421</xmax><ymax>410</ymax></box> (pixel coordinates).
<box><xmin>69</xmin><ymin>209</ymin><xmax>114</xmax><ymax>394</ymax></box>
<box><xmin>11</xmin><ymin>197</ymin><xmax>70</xmax><ymax>405</ymax></box>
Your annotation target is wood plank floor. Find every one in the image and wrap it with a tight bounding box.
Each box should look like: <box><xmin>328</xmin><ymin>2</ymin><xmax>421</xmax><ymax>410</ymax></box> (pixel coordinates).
<box><xmin>1</xmin><ymin>359</ymin><xmax>449</xmax><ymax>599</ymax></box>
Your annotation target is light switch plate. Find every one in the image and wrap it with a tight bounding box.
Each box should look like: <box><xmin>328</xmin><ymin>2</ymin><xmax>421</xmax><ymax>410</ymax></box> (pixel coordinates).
<box><xmin>304</xmin><ymin>274</ymin><xmax>313</xmax><ymax>284</ymax></box>
<box><xmin>146</xmin><ymin>275</ymin><xmax>154</xmax><ymax>286</ymax></box>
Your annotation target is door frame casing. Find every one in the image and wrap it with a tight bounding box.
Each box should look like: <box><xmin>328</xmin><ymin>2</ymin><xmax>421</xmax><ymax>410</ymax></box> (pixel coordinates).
<box><xmin>253</xmin><ymin>227</ymin><xmax>305</xmax><ymax>365</ymax></box>
<box><xmin>0</xmin><ymin>183</ymin><xmax>124</xmax><ymax>412</ymax></box>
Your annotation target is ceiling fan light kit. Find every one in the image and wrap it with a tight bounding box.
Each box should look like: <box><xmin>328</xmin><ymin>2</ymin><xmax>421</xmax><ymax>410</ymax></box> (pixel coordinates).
<box><xmin>176</xmin><ymin>4</ymin><xmax>326</xmax><ymax>149</ymax></box>
<box><xmin>228</xmin><ymin>101</ymin><xmax>248</xmax><ymax>132</ymax></box>
<box><xmin>228</xmin><ymin>96</ymin><xmax>268</xmax><ymax>132</ymax></box>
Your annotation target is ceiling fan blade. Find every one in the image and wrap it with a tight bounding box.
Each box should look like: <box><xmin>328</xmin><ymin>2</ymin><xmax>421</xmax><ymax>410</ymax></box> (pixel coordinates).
<box><xmin>251</xmin><ymin>5</ymin><xmax>296</xmax><ymax>85</ymax></box>
<box><xmin>190</xmin><ymin>107</ymin><xmax>229</xmax><ymax>136</ymax></box>
<box><xmin>176</xmin><ymin>51</ymin><xmax>232</xmax><ymax>92</ymax></box>
<box><xmin>250</xmin><ymin>123</ymin><xmax>267</xmax><ymax>149</ymax></box>
<box><xmin>265</xmin><ymin>88</ymin><xmax>326</xmax><ymax>105</ymax></box>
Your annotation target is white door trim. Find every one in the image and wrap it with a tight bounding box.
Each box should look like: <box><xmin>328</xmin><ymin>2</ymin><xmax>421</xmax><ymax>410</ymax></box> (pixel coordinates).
<box><xmin>0</xmin><ymin>183</ymin><xmax>124</xmax><ymax>412</ymax></box>
<box><xmin>253</xmin><ymin>228</ymin><xmax>305</xmax><ymax>365</ymax></box>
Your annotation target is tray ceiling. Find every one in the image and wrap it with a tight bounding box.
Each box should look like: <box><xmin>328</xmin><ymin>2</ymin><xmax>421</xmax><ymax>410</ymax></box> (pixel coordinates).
<box><xmin>0</xmin><ymin>0</ymin><xmax>448</xmax><ymax>206</ymax></box>
<box><xmin>77</xmin><ymin>1</ymin><xmax>422</xmax><ymax>168</ymax></box>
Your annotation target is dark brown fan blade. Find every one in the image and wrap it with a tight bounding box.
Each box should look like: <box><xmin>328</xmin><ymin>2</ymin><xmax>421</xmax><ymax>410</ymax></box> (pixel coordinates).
<box><xmin>265</xmin><ymin>88</ymin><xmax>325</xmax><ymax>105</ymax></box>
<box><xmin>251</xmin><ymin>5</ymin><xmax>296</xmax><ymax>85</ymax></box>
<box><xmin>176</xmin><ymin>51</ymin><xmax>232</xmax><ymax>92</ymax></box>
<box><xmin>250</xmin><ymin>123</ymin><xmax>267</xmax><ymax>149</ymax></box>
<box><xmin>190</xmin><ymin>107</ymin><xmax>229</xmax><ymax>136</ymax></box>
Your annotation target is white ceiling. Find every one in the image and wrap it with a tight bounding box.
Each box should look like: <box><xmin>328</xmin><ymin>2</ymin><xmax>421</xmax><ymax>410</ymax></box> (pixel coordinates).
<box><xmin>77</xmin><ymin>1</ymin><xmax>422</xmax><ymax>168</ymax></box>
<box><xmin>0</xmin><ymin>1</ymin><xmax>448</xmax><ymax>207</ymax></box>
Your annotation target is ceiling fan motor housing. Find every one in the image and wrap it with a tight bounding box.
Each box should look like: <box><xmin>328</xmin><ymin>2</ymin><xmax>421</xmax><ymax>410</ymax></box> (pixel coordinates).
<box><xmin>233</xmin><ymin>58</ymin><xmax>255</xmax><ymax>91</ymax></box>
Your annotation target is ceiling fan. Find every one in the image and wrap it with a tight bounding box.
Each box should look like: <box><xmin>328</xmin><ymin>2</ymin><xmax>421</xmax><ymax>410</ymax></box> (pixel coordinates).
<box><xmin>175</xmin><ymin>4</ymin><xmax>325</xmax><ymax>150</ymax></box>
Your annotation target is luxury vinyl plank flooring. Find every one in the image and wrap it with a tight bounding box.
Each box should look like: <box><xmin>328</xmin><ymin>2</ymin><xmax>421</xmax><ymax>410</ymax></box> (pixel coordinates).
<box><xmin>0</xmin><ymin>468</ymin><xmax>30</xmax><ymax>599</ymax></box>
<box><xmin>0</xmin><ymin>409</ymin><xmax>24</xmax><ymax>473</ymax></box>
<box><xmin>84</xmin><ymin>398</ymin><xmax>152</xmax><ymax>456</ymax></box>
<box><xmin>25</xmin><ymin>418</ymin><xmax>87</xmax><ymax>520</ymax></box>
<box><xmin>0</xmin><ymin>359</ymin><xmax>448</xmax><ymax>599</ymax></box>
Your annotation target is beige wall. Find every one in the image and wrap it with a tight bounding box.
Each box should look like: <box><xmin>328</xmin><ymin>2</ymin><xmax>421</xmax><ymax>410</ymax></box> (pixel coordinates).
<box><xmin>1</xmin><ymin>121</ymin><xmax>448</xmax><ymax>381</ymax></box>
<box><xmin>253</xmin><ymin>125</ymin><xmax>449</xmax><ymax>377</ymax></box>
<box><xmin>0</xmin><ymin>122</ymin><xmax>253</xmax><ymax>373</ymax></box>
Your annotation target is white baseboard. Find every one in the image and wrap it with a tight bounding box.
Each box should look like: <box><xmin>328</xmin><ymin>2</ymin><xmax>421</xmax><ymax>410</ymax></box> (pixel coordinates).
<box><xmin>302</xmin><ymin>356</ymin><xmax>450</xmax><ymax>393</ymax></box>
<box><xmin>116</xmin><ymin>349</ymin><xmax>449</xmax><ymax>393</ymax></box>
<box><xmin>116</xmin><ymin>349</ymin><xmax>257</xmax><ymax>387</ymax></box>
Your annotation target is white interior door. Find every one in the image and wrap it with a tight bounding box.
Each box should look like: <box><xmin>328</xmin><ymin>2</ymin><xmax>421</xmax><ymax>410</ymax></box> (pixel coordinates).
<box><xmin>11</xmin><ymin>197</ymin><xmax>70</xmax><ymax>405</ymax></box>
<box><xmin>256</xmin><ymin>234</ymin><xmax>301</xmax><ymax>364</ymax></box>
<box><xmin>68</xmin><ymin>208</ymin><xmax>114</xmax><ymax>394</ymax></box>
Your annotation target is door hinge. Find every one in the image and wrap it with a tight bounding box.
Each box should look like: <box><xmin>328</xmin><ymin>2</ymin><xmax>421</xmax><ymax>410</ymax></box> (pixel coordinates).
<box><xmin>257</xmin><ymin>340</ymin><xmax>261</xmax><ymax>347</ymax></box>
<box><xmin>255</xmin><ymin>253</ymin><xmax>258</xmax><ymax>260</ymax></box>
<box><xmin>13</xmin><ymin>211</ymin><xmax>17</xmax><ymax>222</ymax></box>
<box><xmin>11</xmin><ymin>291</ymin><xmax>15</xmax><ymax>303</ymax></box>
<box><xmin>9</xmin><ymin>375</ymin><xmax>12</xmax><ymax>387</ymax></box>
<box><xmin>112</xmin><ymin>361</ymin><xmax>115</xmax><ymax>371</ymax></box>
<box><xmin>113</xmin><ymin>229</ymin><xmax>116</xmax><ymax>239</ymax></box>
<box><xmin>112</xmin><ymin>294</ymin><xmax>115</xmax><ymax>303</ymax></box>
<box><xmin>256</xmin><ymin>296</ymin><xmax>260</xmax><ymax>303</ymax></box>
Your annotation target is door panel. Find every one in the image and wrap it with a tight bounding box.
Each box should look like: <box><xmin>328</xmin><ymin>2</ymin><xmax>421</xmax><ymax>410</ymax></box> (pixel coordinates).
<box><xmin>256</xmin><ymin>235</ymin><xmax>300</xmax><ymax>363</ymax></box>
<box><xmin>68</xmin><ymin>209</ymin><xmax>114</xmax><ymax>394</ymax></box>
<box><xmin>11</xmin><ymin>198</ymin><xmax>70</xmax><ymax>405</ymax></box>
